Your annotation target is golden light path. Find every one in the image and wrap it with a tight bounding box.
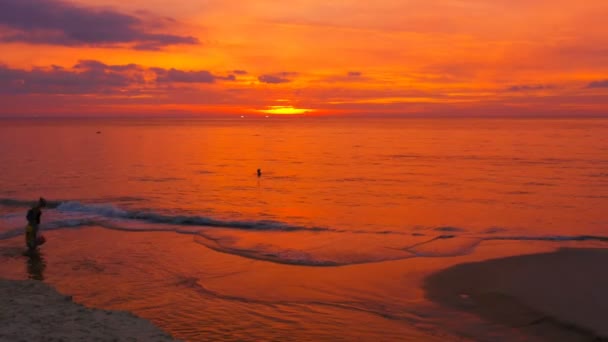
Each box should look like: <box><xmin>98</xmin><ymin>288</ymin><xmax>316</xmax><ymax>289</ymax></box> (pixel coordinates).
<box><xmin>256</xmin><ymin>106</ymin><xmax>313</xmax><ymax>115</ymax></box>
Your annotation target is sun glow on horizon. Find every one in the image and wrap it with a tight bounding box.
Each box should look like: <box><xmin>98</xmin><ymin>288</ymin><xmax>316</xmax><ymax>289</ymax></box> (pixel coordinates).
<box><xmin>257</xmin><ymin>106</ymin><xmax>313</xmax><ymax>115</ymax></box>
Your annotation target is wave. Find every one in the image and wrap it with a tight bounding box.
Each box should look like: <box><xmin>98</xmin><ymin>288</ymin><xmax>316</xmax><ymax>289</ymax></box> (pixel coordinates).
<box><xmin>0</xmin><ymin>217</ymin><xmax>120</xmax><ymax>240</ymax></box>
<box><xmin>488</xmin><ymin>235</ymin><xmax>608</xmax><ymax>242</ymax></box>
<box><xmin>2</xmin><ymin>215</ymin><xmax>607</xmax><ymax>266</ymax></box>
<box><xmin>0</xmin><ymin>198</ymin><xmax>62</xmax><ymax>209</ymax></box>
<box><xmin>403</xmin><ymin>234</ymin><xmax>608</xmax><ymax>258</ymax></box>
<box><xmin>52</xmin><ymin>201</ymin><xmax>408</xmax><ymax>235</ymax></box>
<box><xmin>195</xmin><ymin>233</ymin><xmax>608</xmax><ymax>266</ymax></box>
<box><xmin>55</xmin><ymin>201</ymin><xmax>340</xmax><ymax>233</ymax></box>
<box><xmin>193</xmin><ymin>234</ymin><xmax>348</xmax><ymax>266</ymax></box>
<box><xmin>0</xmin><ymin>199</ymin><xmax>400</xmax><ymax>238</ymax></box>
<box><xmin>2</xmin><ymin>198</ymin><xmax>608</xmax><ymax>267</ymax></box>
<box><xmin>0</xmin><ymin>197</ymin><xmax>143</xmax><ymax>209</ymax></box>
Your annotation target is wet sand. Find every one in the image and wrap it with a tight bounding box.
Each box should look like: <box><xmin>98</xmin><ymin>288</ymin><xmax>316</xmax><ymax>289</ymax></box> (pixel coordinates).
<box><xmin>2</xmin><ymin>227</ymin><xmax>604</xmax><ymax>341</ymax></box>
<box><xmin>424</xmin><ymin>248</ymin><xmax>608</xmax><ymax>341</ymax></box>
<box><xmin>0</xmin><ymin>228</ymin><xmax>451</xmax><ymax>341</ymax></box>
<box><xmin>0</xmin><ymin>278</ymin><xmax>177</xmax><ymax>341</ymax></box>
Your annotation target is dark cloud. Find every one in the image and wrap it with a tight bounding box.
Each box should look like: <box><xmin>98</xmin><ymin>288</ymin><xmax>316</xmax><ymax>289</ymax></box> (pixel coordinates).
<box><xmin>587</xmin><ymin>80</ymin><xmax>608</xmax><ymax>88</ymax></box>
<box><xmin>152</xmin><ymin>68</ymin><xmax>237</xmax><ymax>83</ymax></box>
<box><xmin>258</xmin><ymin>72</ymin><xmax>297</xmax><ymax>84</ymax></box>
<box><xmin>0</xmin><ymin>60</ymin><xmax>235</xmax><ymax>94</ymax></box>
<box><xmin>219</xmin><ymin>74</ymin><xmax>237</xmax><ymax>81</ymax></box>
<box><xmin>348</xmin><ymin>71</ymin><xmax>362</xmax><ymax>77</ymax></box>
<box><xmin>0</xmin><ymin>0</ymin><xmax>198</xmax><ymax>49</ymax></box>
<box><xmin>75</xmin><ymin>60</ymin><xmax>140</xmax><ymax>72</ymax></box>
<box><xmin>0</xmin><ymin>61</ymin><xmax>143</xmax><ymax>94</ymax></box>
<box><xmin>258</xmin><ymin>75</ymin><xmax>289</xmax><ymax>84</ymax></box>
<box><xmin>506</xmin><ymin>84</ymin><xmax>552</xmax><ymax>92</ymax></box>
<box><xmin>154</xmin><ymin>69</ymin><xmax>216</xmax><ymax>83</ymax></box>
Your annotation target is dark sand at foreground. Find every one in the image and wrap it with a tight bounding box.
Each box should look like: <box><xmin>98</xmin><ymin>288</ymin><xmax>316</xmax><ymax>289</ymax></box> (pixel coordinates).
<box><xmin>425</xmin><ymin>248</ymin><xmax>608</xmax><ymax>341</ymax></box>
<box><xmin>0</xmin><ymin>278</ymin><xmax>177</xmax><ymax>341</ymax></box>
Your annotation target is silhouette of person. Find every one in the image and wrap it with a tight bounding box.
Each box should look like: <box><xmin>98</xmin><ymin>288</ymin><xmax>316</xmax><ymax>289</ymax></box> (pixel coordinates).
<box><xmin>257</xmin><ymin>169</ymin><xmax>262</xmax><ymax>177</ymax></box>
<box><xmin>25</xmin><ymin>197</ymin><xmax>47</xmax><ymax>252</ymax></box>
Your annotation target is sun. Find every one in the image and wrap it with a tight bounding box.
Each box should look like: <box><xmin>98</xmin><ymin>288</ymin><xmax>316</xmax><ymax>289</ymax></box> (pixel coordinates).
<box><xmin>256</xmin><ymin>106</ymin><xmax>312</xmax><ymax>115</ymax></box>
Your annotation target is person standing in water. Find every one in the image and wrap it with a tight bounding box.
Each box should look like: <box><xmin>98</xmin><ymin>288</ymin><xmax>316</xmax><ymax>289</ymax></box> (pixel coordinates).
<box><xmin>25</xmin><ymin>197</ymin><xmax>47</xmax><ymax>252</ymax></box>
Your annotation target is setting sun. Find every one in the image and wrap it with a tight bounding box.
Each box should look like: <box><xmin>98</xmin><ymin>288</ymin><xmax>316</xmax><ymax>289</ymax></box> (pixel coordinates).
<box><xmin>256</xmin><ymin>106</ymin><xmax>312</xmax><ymax>115</ymax></box>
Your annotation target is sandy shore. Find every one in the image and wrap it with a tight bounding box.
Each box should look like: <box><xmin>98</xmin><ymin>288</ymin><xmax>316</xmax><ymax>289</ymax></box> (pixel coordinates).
<box><xmin>0</xmin><ymin>278</ymin><xmax>177</xmax><ymax>341</ymax></box>
<box><xmin>424</xmin><ymin>247</ymin><xmax>608</xmax><ymax>341</ymax></box>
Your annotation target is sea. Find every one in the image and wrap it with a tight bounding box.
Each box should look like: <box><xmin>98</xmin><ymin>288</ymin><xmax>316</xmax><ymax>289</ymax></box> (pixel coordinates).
<box><xmin>1</xmin><ymin>117</ymin><xmax>607</xmax><ymax>341</ymax></box>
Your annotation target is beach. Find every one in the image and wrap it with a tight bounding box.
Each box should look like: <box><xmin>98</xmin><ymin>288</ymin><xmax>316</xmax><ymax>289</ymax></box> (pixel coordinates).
<box><xmin>0</xmin><ymin>278</ymin><xmax>176</xmax><ymax>341</ymax></box>
<box><xmin>425</xmin><ymin>248</ymin><xmax>608</xmax><ymax>341</ymax></box>
<box><xmin>0</xmin><ymin>228</ymin><xmax>456</xmax><ymax>341</ymax></box>
<box><xmin>3</xmin><ymin>226</ymin><xmax>603</xmax><ymax>341</ymax></box>
<box><xmin>4</xmin><ymin>240</ymin><xmax>607</xmax><ymax>341</ymax></box>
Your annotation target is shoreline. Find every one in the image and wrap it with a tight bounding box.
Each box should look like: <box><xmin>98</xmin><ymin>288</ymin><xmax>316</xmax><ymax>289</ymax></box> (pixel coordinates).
<box><xmin>424</xmin><ymin>247</ymin><xmax>608</xmax><ymax>341</ymax></box>
<box><xmin>0</xmin><ymin>278</ymin><xmax>177</xmax><ymax>341</ymax></box>
<box><xmin>2</xmin><ymin>227</ymin><xmax>606</xmax><ymax>341</ymax></box>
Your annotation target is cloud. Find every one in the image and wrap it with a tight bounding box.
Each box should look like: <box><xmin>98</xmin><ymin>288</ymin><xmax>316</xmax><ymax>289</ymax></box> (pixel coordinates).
<box><xmin>0</xmin><ymin>61</ymin><xmax>143</xmax><ymax>94</ymax></box>
<box><xmin>154</xmin><ymin>69</ymin><xmax>216</xmax><ymax>83</ymax></box>
<box><xmin>258</xmin><ymin>72</ymin><xmax>297</xmax><ymax>84</ymax></box>
<box><xmin>319</xmin><ymin>71</ymin><xmax>371</xmax><ymax>83</ymax></box>
<box><xmin>506</xmin><ymin>84</ymin><xmax>553</xmax><ymax>92</ymax></box>
<box><xmin>75</xmin><ymin>60</ymin><xmax>140</xmax><ymax>72</ymax></box>
<box><xmin>233</xmin><ymin>70</ymin><xmax>248</xmax><ymax>75</ymax></box>
<box><xmin>258</xmin><ymin>75</ymin><xmax>290</xmax><ymax>84</ymax></box>
<box><xmin>0</xmin><ymin>60</ymin><xmax>235</xmax><ymax>94</ymax></box>
<box><xmin>0</xmin><ymin>0</ymin><xmax>198</xmax><ymax>50</ymax></box>
<box><xmin>152</xmin><ymin>68</ymin><xmax>238</xmax><ymax>83</ymax></box>
<box><xmin>587</xmin><ymin>80</ymin><xmax>608</xmax><ymax>88</ymax></box>
<box><xmin>219</xmin><ymin>74</ymin><xmax>237</xmax><ymax>81</ymax></box>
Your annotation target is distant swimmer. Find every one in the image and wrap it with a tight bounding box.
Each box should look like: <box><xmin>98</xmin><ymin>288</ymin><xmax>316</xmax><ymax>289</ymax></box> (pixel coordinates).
<box><xmin>25</xmin><ymin>197</ymin><xmax>47</xmax><ymax>253</ymax></box>
<box><xmin>257</xmin><ymin>168</ymin><xmax>262</xmax><ymax>177</ymax></box>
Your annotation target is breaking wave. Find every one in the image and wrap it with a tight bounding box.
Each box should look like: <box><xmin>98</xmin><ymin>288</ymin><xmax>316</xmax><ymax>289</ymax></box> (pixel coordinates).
<box><xmin>2</xmin><ymin>199</ymin><xmax>608</xmax><ymax>267</ymax></box>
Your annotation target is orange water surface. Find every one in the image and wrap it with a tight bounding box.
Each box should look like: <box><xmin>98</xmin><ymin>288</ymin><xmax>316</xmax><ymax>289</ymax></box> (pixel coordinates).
<box><xmin>1</xmin><ymin>117</ymin><xmax>607</xmax><ymax>340</ymax></box>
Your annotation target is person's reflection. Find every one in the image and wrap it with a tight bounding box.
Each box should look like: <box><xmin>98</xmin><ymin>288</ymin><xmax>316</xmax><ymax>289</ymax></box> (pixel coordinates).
<box><xmin>26</xmin><ymin>251</ymin><xmax>46</xmax><ymax>281</ymax></box>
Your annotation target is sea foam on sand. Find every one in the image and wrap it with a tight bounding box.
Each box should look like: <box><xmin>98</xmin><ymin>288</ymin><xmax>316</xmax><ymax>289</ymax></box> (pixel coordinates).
<box><xmin>424</xmin><ymin>248</ymin><xmax>608</xmax><ymax>341</ymax></box>
<box><xmin>0</xmin><ymin>278</ymin><xmax>177</xmax><ymax>341</ymax></box>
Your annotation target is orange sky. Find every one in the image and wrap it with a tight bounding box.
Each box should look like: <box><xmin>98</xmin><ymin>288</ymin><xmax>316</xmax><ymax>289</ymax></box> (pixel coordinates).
<box><xmin>0</xmin><ymin>0</ymin><xmax>607</xmax><ymax>116</ymax></box>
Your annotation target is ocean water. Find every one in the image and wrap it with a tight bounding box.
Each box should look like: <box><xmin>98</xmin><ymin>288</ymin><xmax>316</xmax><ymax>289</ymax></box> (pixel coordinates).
<box><xmin>1</xmin><ymin>117</ymin><xmax>607</xmax><ymax>341</ymax></box>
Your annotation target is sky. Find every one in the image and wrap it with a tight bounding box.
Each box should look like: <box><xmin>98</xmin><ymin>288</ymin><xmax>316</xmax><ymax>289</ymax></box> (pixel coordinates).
<box><xmin>0</xmin><ymin>0</ymin><xmax>607</xmax><ymax>117</ymax></box>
